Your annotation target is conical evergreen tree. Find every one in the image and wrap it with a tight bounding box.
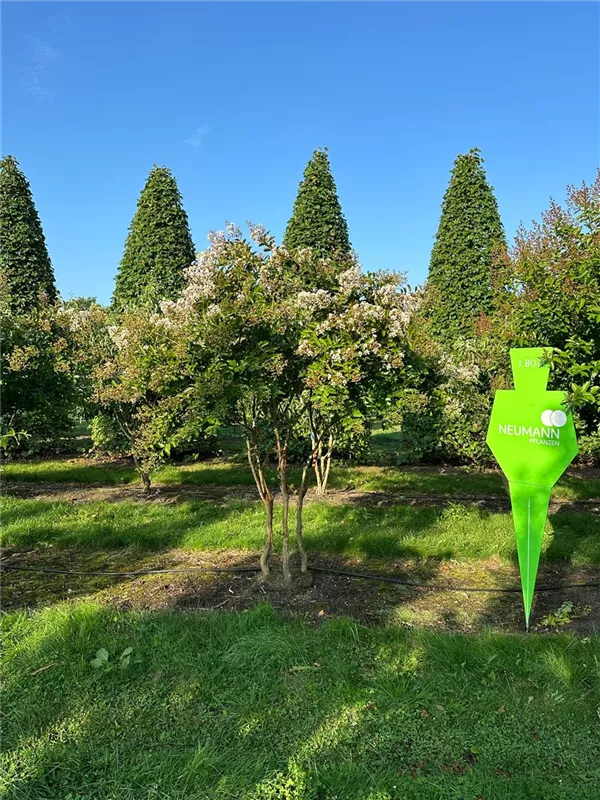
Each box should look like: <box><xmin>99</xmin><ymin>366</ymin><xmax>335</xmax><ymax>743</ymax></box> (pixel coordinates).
<box><xmin>426</xmin><ymin>148</ymin><xmax>505</xmax><ymax>341</ymax></box>
<box><xmin>0</xmin><ymin>155</ymin><xmax>57</xmax><ymax>313</ymax></box>
<box><xmin>112</xmin><ymin>165</ymin><xmax>195</xmax><ymax>311</ymax></box>
<box><xmin>283</xmin><ymin>147</ymin><xmax>351</xmax><ymax>257</ymax></box>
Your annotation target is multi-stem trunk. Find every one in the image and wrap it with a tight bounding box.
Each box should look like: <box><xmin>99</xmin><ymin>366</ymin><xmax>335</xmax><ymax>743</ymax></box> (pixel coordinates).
<box><xmin>314</xmin><ymin>432</ymin><xmax>334</xmax><ymax>495</ymax></box>
<box><xmin>114</xmin><ymin>408</ymin><xmax>151</xmax><ymax>490</ymax></box>
<box><xmin>244</xmin><ymin>428</ymin><xmax>274</xmax><ymax>579</ymax></box>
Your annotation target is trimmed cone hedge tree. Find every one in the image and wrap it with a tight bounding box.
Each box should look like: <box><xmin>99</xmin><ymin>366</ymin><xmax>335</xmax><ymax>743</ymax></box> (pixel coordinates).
<box><xmin>283</xmin><ymin>147</ymin><xmax>351</xmax><ymax>258</ymax></box>
<box><xmin>112</xmin><ymin>165</ymin><xmax>195</xmax><ymax>311</ymax></box>
<box><xmin>0</xmin><ymin>155</ymin><xmax>57</xmax><ymax>313</ymax></box>
<box><xmin>426</xmin><ymin>148</ymin><xmax>505</xmax><ymax>343</ymax></box>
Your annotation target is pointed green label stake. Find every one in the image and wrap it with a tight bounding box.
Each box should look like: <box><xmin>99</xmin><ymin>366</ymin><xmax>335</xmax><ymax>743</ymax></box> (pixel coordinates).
<box><xmin>486</xmin><ymin>348</ymin><xmax>578</xmax><ymax>629</ymax></box>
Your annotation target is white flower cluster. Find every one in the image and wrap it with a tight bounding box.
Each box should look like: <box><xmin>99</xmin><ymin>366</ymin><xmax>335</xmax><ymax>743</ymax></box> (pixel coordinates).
<box><xmin>338</xmin><ymin>265</ymin><xmax>362</xmax><ymax>293</ymax></box>
<box><xmin>440</xmin><ymin>354</ymin><xmax>480</xmax><ymax>384</ymax></box>
<box><xmin>248</xmin><ymin>223</ymin><xmax>271</xmax><ymax>248</ymax></box>
<box><xmin>107</xmin><ymin>325</ymin><xmax>129</xmax><ymax>350</ymax></box>
<box><xmin>225</xmin><ymin>222</ymin><xmax>243</xmax><ymax>240</ymax></box>
<box><xmin>295</xmin><ymin>289</ymin><xmax>334</xmax><ymax>313</ymax></box>
<box><xmin>295</xmin><ymin>248</ymin><xmax>314</xmax><ymax>266</ymax></box>
<box><xmin>181</xmin><ymin>249</ymin><xmax>220</xmax><ymax>307</ymax></box>
<box><xmin>64</xmin><ymin>307</ymin><xmax>90</xmax><ymax>332</ymax></box>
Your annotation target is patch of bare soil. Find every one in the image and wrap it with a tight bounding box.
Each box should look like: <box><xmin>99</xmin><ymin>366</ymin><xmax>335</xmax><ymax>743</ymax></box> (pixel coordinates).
<box><xmin>3</xmin><ymin>481</ymin><xmax>599</xmax><ymax>513</ymax></box>
<box><xmin>2</xmin><ymin>546</ymin><xmax>598</xmax><ymax>636</ymax></box>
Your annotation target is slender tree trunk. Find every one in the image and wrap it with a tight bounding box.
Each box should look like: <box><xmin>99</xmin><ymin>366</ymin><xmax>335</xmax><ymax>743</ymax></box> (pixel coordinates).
<box><xmin>260</xmin><ymin>497</ymin><xmax>274</xmax><ymax>578</ymax></box>
<box><xmin>132</xmin><ymin>455</ymin><xmax>151</xmax><ymax>492</ymax></box>
<box><xmin>314</xmin><ymin>433</ymin><xmax>334</xmax><ymax>495</ymax></box>
<box><xmin>295</xmin><ymin>458</ymin><xmax>312</xmax><ymax>573</ymax></box>
<box><xmin>314</xmin><ymin>437</ymin><xmax>323</xmax><ymax>494</ymax></box>
<box><xmin>272</xmin><ymin>408</ymin><xmax>292</xmax><ymax>584</ymax></box>
<box><xmin>281</xmin><ymin>485</ymin><xmax>291</xmax><ymax>583</ymax></box>
<box><xmin>322</xmin><ymin>434</ymin><xmax>334</xmax><ymax>493</ymax></box>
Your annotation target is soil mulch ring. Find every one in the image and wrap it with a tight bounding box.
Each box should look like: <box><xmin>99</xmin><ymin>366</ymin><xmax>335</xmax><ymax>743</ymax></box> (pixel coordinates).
<box><xmin>2</xmin><ymin>545</ymin><xmax>599</xmax><ymax>636</ymax></box>
<box><xmin>3</xmin><ymin>481</ymin><xmax>599</xmax><ymax>513</ymax></box>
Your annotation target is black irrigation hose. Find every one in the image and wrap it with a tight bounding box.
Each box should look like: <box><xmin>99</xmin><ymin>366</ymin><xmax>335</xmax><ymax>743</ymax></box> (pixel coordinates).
<box><xmin>2</xmin><ymin>561</ymin><xmax>600</xmax><ymax>593</ymax></box>
<box><xmin>0</xmin><ymin>564</ymin><xmax>261</xmax><ymax>578</ymax></box>
<box><xmin>309</xmin><ymin>566</ymin><xmax>600</xmax><ymax>593</ymax></box>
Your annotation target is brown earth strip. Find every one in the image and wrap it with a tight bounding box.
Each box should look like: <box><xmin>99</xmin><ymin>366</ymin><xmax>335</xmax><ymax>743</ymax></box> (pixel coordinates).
<box><xmin>3</xmin><ymin>480</ymin><xmax>599</xmax><ymax>513</ymax></box>
<box><xmin>2</xmin><ymin>545</ymin><xmax>599</xmax><ymax>635</ymax></box>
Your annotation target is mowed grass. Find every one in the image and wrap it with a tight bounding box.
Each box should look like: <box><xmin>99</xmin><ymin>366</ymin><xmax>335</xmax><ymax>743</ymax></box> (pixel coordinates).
<box><xmin>2</xmin><ymin>602</ymin><xmax>599</xmax><ymax>800</ymax></box>
<box><xmin>2</xmin><ymin>496</ymin><xmax>599</xmax><ymax>564</ymax></box>
<box><xmin>2</xmin><ymin>457</ymin><xmax>599</xmax><ymax>499</ymax></box>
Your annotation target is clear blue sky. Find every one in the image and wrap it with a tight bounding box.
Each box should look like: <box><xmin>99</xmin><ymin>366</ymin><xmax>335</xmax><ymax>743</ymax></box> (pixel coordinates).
<box><xmin>3</xmin><ymin>1</ymin><xmax>598</xmax><ymax>305</ymax></box>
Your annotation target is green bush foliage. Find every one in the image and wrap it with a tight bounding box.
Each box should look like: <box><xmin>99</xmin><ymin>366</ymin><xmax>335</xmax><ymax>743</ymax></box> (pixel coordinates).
<box><xmin>494</xmin><ymin>170</ymin><xmax>600</xmax><ymax>439</ymax></box>
<box><xmin>90</xmin><ymin>412</ymin><xmax>130</xmax><ymax>456</ymax></box>
<box><xmin>0</xmin><ymin>299</ymin><xmax>79</xmax><ymax>449</ymax></box>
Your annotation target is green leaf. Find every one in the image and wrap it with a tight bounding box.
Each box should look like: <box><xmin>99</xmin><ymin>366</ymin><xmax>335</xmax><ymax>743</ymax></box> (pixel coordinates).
<box><xmin>90</xmin><ymin>648</ymin><xmax>109</xmax><ymax>668</ymax></box>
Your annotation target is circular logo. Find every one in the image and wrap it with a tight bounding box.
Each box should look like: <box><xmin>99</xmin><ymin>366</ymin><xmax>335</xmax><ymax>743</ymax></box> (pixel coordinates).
<box><xmin>541</xmin><ymin>409</ymin><xmax>567</xmax><ymax>427</ymax></box>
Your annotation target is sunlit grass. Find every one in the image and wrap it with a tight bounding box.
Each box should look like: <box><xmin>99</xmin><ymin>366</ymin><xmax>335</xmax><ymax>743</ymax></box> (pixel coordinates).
<box><xmin>2</xmin><ymin>496</ymin><xmax>598</xmax><ymax>564</ymax></box>
<box><xmin>2</xmin><ymin>602</ymin><xmax>599</xmax><ymax>799</ymax></box>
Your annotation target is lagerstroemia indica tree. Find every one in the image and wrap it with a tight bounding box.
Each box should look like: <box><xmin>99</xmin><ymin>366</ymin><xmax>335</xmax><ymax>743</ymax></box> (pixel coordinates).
<box><xmin>298</xmin><ymin>267</ymin><xmax>422</xmax><ymax>494</ymax></box>
<box><xmin>158</xmin><ymin>225</ymin><xmax>419</xmax><ymax>580</ymax></box>
<box><xmin>82</xmin><ymin>224</ymin><xmax>420</xmax><ymax>580</ymax></box>
<box><xmin>71</xmin><ymin>302</ymin><xmax>207</xmax><ymax>490</ymax></box>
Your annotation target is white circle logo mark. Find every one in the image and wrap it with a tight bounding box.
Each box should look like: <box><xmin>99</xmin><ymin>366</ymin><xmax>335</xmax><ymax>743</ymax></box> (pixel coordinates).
<box><xmin>541</xmin><ymin>410</ymin><xmax>567</xmax><ymax>427</ymax></box>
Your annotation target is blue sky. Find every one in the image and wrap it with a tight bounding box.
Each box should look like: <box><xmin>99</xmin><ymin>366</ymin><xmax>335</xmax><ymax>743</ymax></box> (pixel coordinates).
<box><xmin>3</xmin><ymin>1</ymin><xmax>598</xmax><ymax>305</ymax></box>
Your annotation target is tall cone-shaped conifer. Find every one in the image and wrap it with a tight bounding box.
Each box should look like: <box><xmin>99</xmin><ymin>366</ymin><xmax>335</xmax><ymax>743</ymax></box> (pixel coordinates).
<box><xmin>283</xmin><ymin>147</ymin><xmax>351</xmax><ymax>257</ymax></box>
<box><xmin>113</xmin><ymin>165</ymin><xmax>195</xmax><ymax>311</ymax></box>
<box><xmin>0</xmin><ymin>155</ymin><xmax>57</xmax><ymax>312</ymax></box>
<box><xmin>426</xmin><ymin>148</ymin><xmax>505</xmax><ymax>341</ymax></box>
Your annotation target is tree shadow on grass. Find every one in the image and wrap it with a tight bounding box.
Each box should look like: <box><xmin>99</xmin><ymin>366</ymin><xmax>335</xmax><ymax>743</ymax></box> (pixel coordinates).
<box><xmin>303</xmin><ymin>503</ymin><xmax>454</xmax><ymax>561</ymax></box>
<box><xmin>1</xmin><ymin>499</ymin><xmax>265</xmax><ymax>551</ymax></box>
<box><xmin>545</xmin><ymin>509</ymin><xmax>600</xmax><ymax>564</ymax></box>
<box><xmin>2</xmin><ymin>459</ymin><xmax>138</xmax><ymax>485</ymax></box>
<box><xmin>3</xmin><ymin>604</ymin><xmax>599</xmax><ymax>800</ymax></box>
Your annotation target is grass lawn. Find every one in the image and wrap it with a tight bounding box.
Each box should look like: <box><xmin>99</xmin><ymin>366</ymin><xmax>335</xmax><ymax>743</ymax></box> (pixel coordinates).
<box><xmin>2</xmin><ymin>496</ymin><xmax>599</xmax><ymax>564</ymax></box>
<box><xmin>2</xmin><ymin>457</ymin><xmax>599</xmax><ymax>499</ymax></box>
<box><xmin>2</xmin><ymin>602</ymin><xmax>599</xmax><ymax>800</ymax></box>
<box><xmin>3</xmin><ymin>454</ymin><xmax>599</xmax><ymax>799</ymax></box>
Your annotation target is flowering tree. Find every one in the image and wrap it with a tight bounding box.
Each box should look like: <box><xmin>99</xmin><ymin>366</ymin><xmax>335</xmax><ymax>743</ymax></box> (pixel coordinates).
<box><xmin>296</xmin><ymin>266</ymin><xmax>421</xmax><ymax>493</ymax></box>
<box><xmin>158</xmin><ymin>226</ymin><xmax>334</xmax><ymax>579</ymax></box>
<box><xmin>72</xmin><ymin>302</ymin><xmax>205</xmax><ymax>490</ymax></box>
<box><xmin>157</xmin><ymin>226</ymin><xmax>421</xmax><ymax>578</ymax></box>
<box><xmin>81</xmin><ymin>224</ymin><xmax>420</xmax><ymax>577</ymax></box>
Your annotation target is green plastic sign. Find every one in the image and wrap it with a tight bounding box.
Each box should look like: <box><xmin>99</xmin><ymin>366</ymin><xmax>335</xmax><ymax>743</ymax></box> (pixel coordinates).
<box><xmin>486</xmin><ymin>348</ymin><xmax>578</xmax><ymax>629</ymax></box>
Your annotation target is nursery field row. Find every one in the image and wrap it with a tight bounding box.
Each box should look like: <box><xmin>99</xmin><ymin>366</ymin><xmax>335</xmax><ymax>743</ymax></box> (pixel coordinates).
<box><xmin>2</xmin><ymin>457</ymin><xmax>600</xmax><ymax>500</ymax></box>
